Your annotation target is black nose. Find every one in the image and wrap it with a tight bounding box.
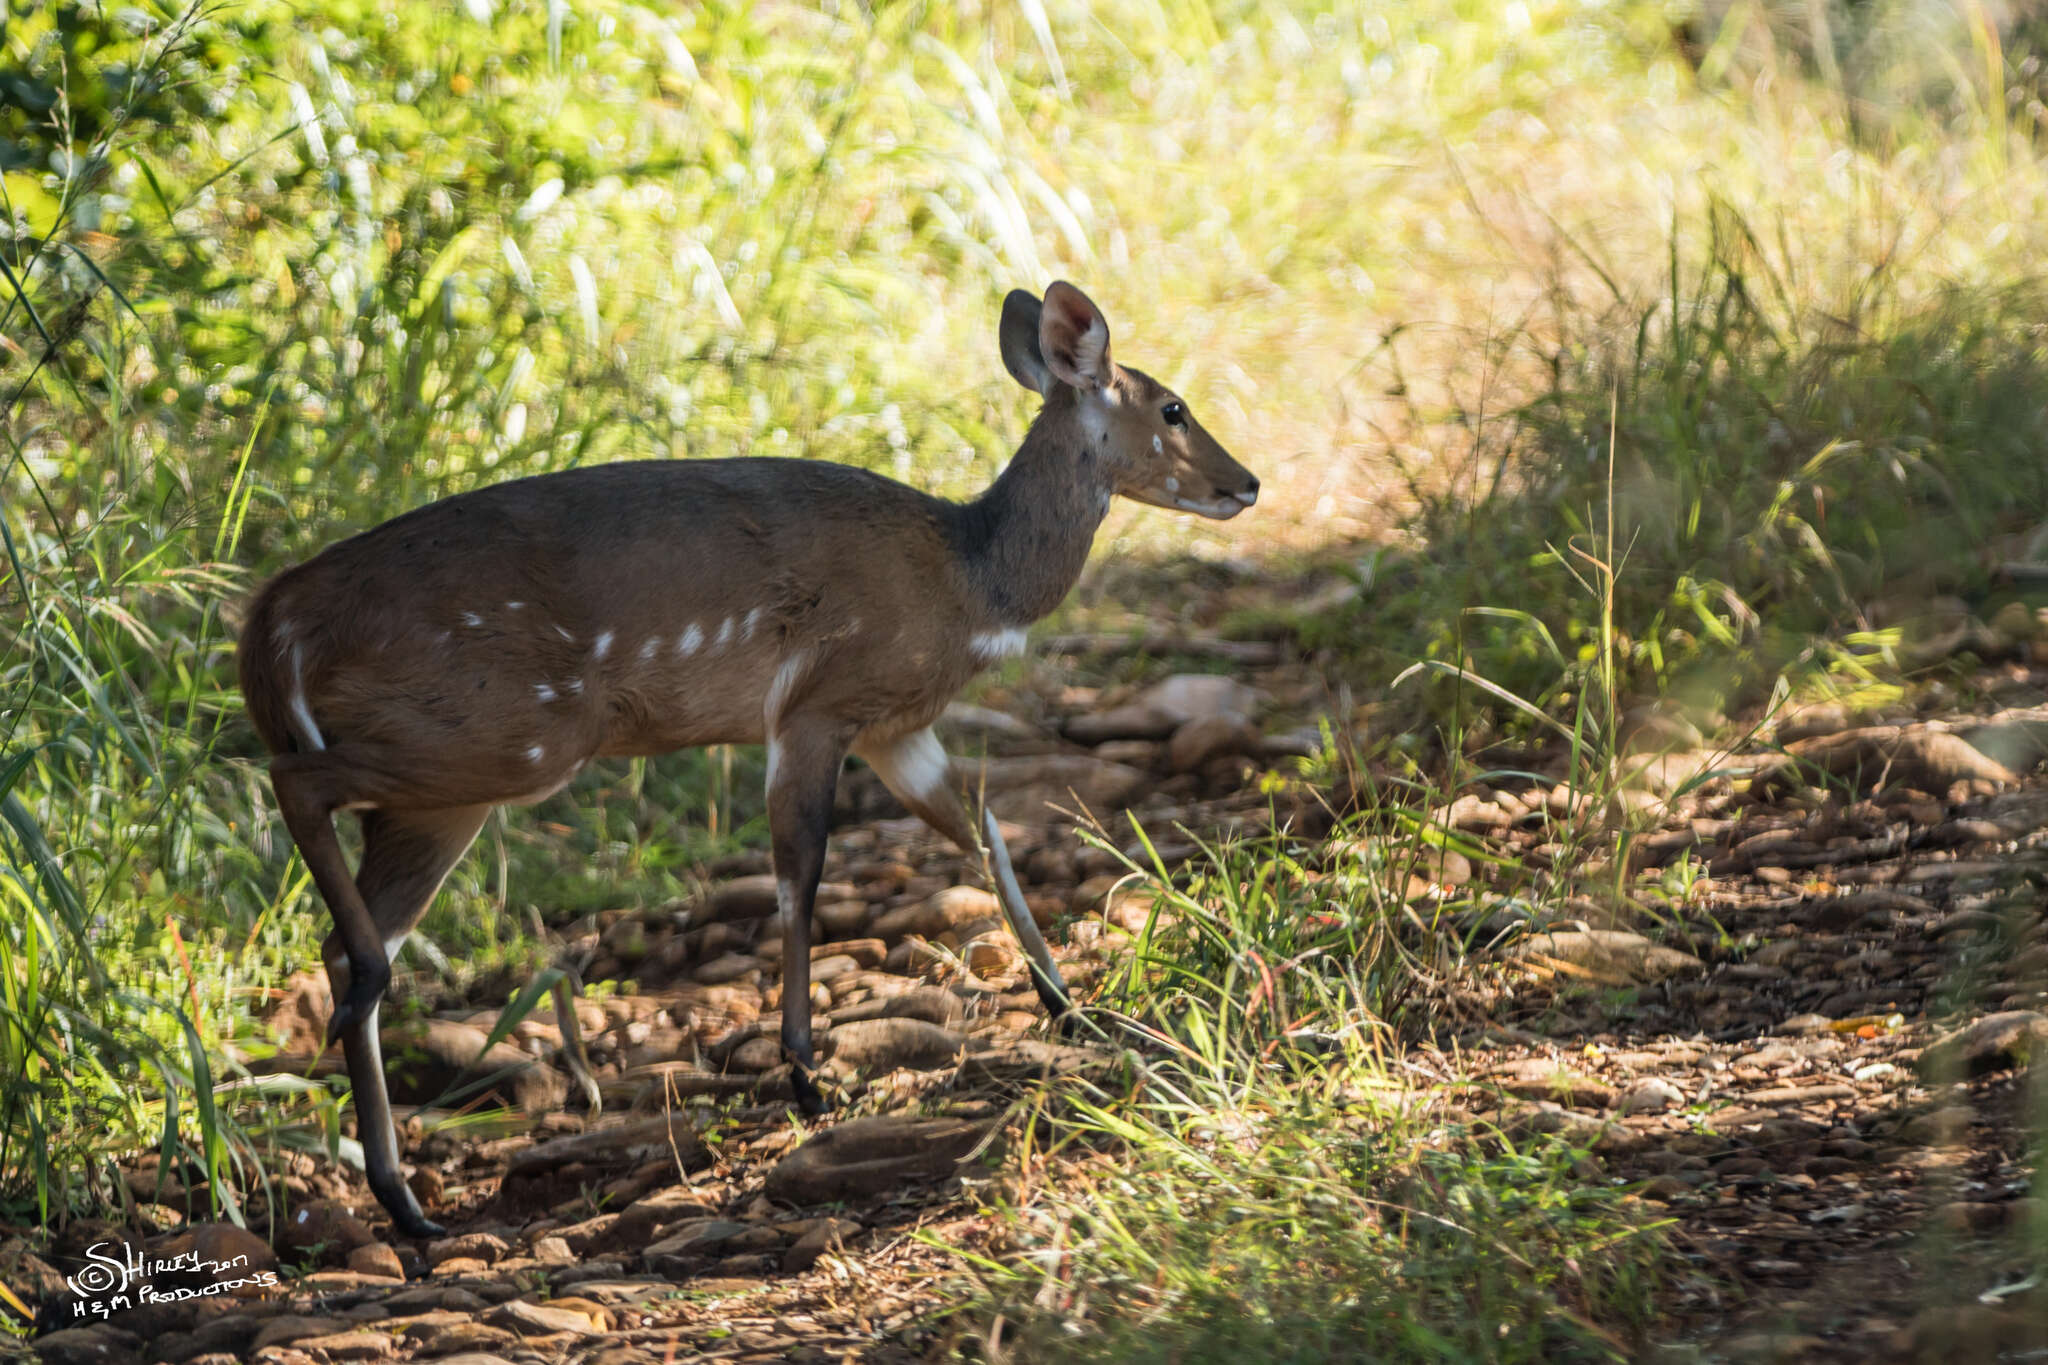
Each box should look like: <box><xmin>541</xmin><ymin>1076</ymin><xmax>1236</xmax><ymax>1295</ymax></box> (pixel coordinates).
<box><xmin>1245</xmin><ymin>476</ymin><xmax>1260</xmax><ymax>495</ymax></box>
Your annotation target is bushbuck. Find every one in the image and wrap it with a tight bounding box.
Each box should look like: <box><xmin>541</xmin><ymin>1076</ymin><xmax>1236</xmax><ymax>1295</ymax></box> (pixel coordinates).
<box><xmin>238</xmin><ymin>282</ymin><xmax>1259</xmax><ymax>1236</ymax></box>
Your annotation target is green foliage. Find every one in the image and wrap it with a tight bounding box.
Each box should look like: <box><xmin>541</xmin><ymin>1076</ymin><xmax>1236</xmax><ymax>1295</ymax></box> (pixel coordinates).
<box><xmin>965</xmin><ymin>825</ymin><xmax>1661</xmax><ymax>1362</ymax></box>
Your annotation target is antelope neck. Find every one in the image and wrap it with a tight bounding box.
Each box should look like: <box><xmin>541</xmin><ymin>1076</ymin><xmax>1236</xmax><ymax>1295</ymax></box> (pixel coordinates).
<box><xmin>949</xmin><ymin>391</ymin><xmax>1112</xmax><ymax>626</ymax></box>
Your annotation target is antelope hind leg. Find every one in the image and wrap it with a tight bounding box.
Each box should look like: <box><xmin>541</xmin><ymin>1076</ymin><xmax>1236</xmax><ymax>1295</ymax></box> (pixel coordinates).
<box><xmin>855</xmin><ymin>727</ymin><xmax>1071</xmax><ymax>1019</ymax></box>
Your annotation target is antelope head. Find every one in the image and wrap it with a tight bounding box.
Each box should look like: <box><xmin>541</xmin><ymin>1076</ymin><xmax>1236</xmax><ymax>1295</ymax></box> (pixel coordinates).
<box><xmin>999</xmin><ymin>281</ymin><xmax>1260</xmax><ymax>519</ymax></box>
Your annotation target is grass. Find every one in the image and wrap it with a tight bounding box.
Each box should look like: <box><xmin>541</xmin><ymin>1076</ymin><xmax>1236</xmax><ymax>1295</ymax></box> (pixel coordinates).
<box><xmin>957</xmin><ymin>822</ymin><xmax>1665</xmax><ymax>1362</ymax></box>
<box><xmin>6</xmin><ymin>0</ymin><xmax>2048</xmax><ymax>1351</ymax></box>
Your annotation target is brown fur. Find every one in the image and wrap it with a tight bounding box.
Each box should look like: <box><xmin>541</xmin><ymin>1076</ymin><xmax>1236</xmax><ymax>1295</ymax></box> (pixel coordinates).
<box><xmin>237</xmin><ymin>282</ymin><xmax>1258</xmax><ymax>1237</ymax></box>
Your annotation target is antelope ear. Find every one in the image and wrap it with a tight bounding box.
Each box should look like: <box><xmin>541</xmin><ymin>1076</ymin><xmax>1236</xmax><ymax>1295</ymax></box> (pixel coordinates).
<box><xmin>1037</xmin><ymin>281</ymin><xmax>1111</xmax><ymax>391</ymax></box>
<box><xmin>998</xmin><ymin>290</ymin><xmax>1051</xmax><ymax>394</ymax></box>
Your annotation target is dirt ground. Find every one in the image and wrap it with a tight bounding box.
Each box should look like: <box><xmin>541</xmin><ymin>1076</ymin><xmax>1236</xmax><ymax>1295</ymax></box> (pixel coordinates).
<box><xmin>16</xmin><ymin>569</ymin><xmax>2048</xmax><ymax>1365</ymax></box>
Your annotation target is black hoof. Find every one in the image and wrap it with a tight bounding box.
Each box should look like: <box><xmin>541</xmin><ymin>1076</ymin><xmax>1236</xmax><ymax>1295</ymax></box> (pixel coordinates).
<box><xmin>393</xmin><ymin>1212</ymin><xmax>445</xmax><ymax>1240</ymax></box>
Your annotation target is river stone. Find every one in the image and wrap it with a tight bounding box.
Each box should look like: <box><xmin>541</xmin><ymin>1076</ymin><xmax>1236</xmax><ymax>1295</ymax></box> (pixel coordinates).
<box><xmin>960</xmin><ymin>755</ymin><xmax>1152</xmax><ymax>822</ymax></box>
<box><xmin>1501</xmin><ymin>929</ymin><xmax>1704</xmax><ymax>983</ymax></box>
<box><xmin>503</xmin><ymin>1115</ymin><xmax>710</xmax><ymax>1179</ymax></box>
<box><xmin>1064</xmin><ymin>675</ymin><xmax>1260</xmax><ymax>743</ymax></box>
<box><xmin>276</xmin><ymin>1200</ymin><xmax>376</xmax><ymax>1262</ymax></box>
<box><xmin>1167</xmin><ymin>713</ymin><xmax>1262</xmax><ymax>774</ymax></box>
<box><xmin>828</xmin><ymin>986</ymin><xmax>968</xmax><ymax>1028</ymax></box>
<box><xmin>1916</xmin><ymin>1011</ymin><xmax>2048</xmax><ymax>1080</ymax></box>
<box><xmin>381</xmin><ymin>1018</ymin><xmax>565</xmax><ymax>1113</ymax></box>
<box><xmin>820</xmin><ymin>1018</ymin><xmax>969</xmax><ymax>1073</ymax></box>
<box><xmin>764</xmin><ymin>1116</ymin><xmax>990</xmax><ymax>1204</ymax></box>
<box><xmin>1761</xmin><ymin>725</ymin><xmax>2017</xmax><ymax>796</ymax></box>
<box><xmin>782</xmin><ymin>1217</ymin><xmax>863</xmax><ymax>1273</ymax></box>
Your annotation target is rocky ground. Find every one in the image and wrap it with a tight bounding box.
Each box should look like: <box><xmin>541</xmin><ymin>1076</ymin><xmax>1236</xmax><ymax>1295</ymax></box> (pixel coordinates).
<box><xmin>14</xmin><ymin>612</ymin><xmax>2048</xmax><ymax>1364</ymax></box>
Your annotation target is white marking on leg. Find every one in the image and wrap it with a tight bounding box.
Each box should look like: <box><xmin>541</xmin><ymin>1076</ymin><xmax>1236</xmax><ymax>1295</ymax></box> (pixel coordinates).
<box><xmin>286</xmin><ymin>644</ymin><xmax>327</xmax><ymax>751</ymax></box>
<box><xmin>713</xmin><ymin>616</ymin><xmax>734</xmax><ymax>649</ymax></box>
<box><xmin>593</xmin><ymin>630</ymin><xmax>614</xmax><ymax>659</ymax></box>
<box><xmin>639</xmin><ymin>637</ymin><xmax>660</xmax><ymax>662</ymax></box>
<box><xmin>384</xmin><ymin>932</ymin><xmax>408</xmax><ymax>963</ymax></box>
<box><xmin>765</xmin><ymin>736</ymin><xmax>781</xmax><ymax>791</ymax></box>
<box><xmin>867</xmin><ymin>727</ymin><xmax>951</xmax><ymax>805</ymax></box>
<box><xmin>970</xmin><ymin>627</ymin><xmax>1029</xmax><ymax>664</ymax></box>
<box><xmin>774</xmin><ymin>873</ymin><xmax>800</xmax><ymax>932</ymax></box>
<box><xmin>459</xmin><ymin>610</ymin><xmax>483</xmax><ymax>628</ymax></box>
<box><xmin>534</xmin><ymin>682</ymin><xmax>557</xmax><ymax>702</ymax></box>
<box><xmin>764</xmin><ymin>651</ymin><xmax>809</xmax><ymax>728</ymax></box>
<box><xmin>526</xmin><ymin>743</ymin><xmax>546</xmax><ymax>763</ymax></box>
<box><xmin>677</xmin><ymin>623</ymin><xmax>704</xmax><ymax>656</ymax></box>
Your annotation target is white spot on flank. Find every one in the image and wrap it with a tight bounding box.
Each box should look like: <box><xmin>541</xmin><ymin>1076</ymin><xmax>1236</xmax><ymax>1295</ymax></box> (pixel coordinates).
<box><xmin>764</xmin><ymin>651</ymin><xmax>809</xmax><ymax>727</ymax></box>
<box><xmin>677</xmin><ymin>623</ymin><xmax>704</xmax><ymax>656</ymax></box>
<box><xmin>534</xmin><ymin>682</ymin><xmax>557</xmax><ymax>702</ymax></box>
<box><xmin>506</xmin><ymin>601</ymin><xmax>526</xmax><ymax>611</ymax></box>
<box><xmin>971</xmin><ymin>627</ymin><xmax>1029</xmax><ymax>664</ymax></box>
<box><xmin>286</xmin><ymin>643</ymin><xmax>326</xmax><ymax>751</ymax></box>
<box><xmin>593</xmin><ymin>630</ymin><xmax>614</xmax><ymax>659</ymax></box>
<box><xmin>459</xmin><ymin>611</ymin><xmax>483</xmax><ymax>628</ymax></box>
<box><xmin>1152</xmin><ymin>434</ymin><xmax>1164</xmax><ymax>454</ymax></box>
<box><xmin>526</xmin><ymin>744</ymin><xmax>546</xmax><ymax>763</ymax></box>
<box><xmin>713</xmin><ymin>617</ymin><xmax>734</xmax><ymax>649</ymax></box>
<box><xmin>742</xmin><ymin>606</ymin><xmax>765</xmax><ymax>640</ymax></box>
<box><xmin>639</xmin><ymin>637</ymin><xmax>660</xmax><ymax>662</ymax></box>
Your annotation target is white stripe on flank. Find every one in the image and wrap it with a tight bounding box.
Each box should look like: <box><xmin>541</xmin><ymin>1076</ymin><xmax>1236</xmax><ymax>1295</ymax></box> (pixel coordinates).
<box><xmin>565</xmin><ymin>677</ymin><xmax>584</xmax><ymax>695</ymax></box>
<box><xmin>639</xmin><ymin>637</ymin><xmax>660</xmax><ymax>662</ymax></box>
<box><xmin>553</xmin><ymin>624</ymin><xmax>575</xmax><ymax>643</ymax></box>
<box><xmin>713</xmin><ymin>617</ymin><xmax>734</xmax><ymax>649</ymax></box>
<box><xmin>593</xmin><ymin>630</ymin><xmax>614</xmax><ymax>659</ymax></box>
<box><xmin>677</xmin><ymin>623</ymin><xmax>704</xmax><ymax>656</ymax></box>
<box><xmin>526</xmin><ymin>744</ymin><xmax>546</xmax><ymax>763</ymax></box>
<box><xmin>459</xmin><ymin>610</ymin><xmax>483</xmax><ymax>628</ymax></box>
<box><xmin>534</xmin><ymin>682</ymin><xmax>557</xmax><ymax>702</ymax></box>
<box><xmin>286</xmin><ymin>643</ymin><xmax>326</xmax><ymax>751</ymax></box>
<box><xmin>742</xmin><ymin>606</ymin><xmax>765</xmax><ymax>640</ymax></box>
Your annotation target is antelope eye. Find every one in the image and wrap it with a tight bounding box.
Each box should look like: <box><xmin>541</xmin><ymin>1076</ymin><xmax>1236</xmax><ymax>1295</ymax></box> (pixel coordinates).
<box><xmin>1162</xmin><ymin>401</ymin><xmax>1187</xmax><ymax>428</ymax></box>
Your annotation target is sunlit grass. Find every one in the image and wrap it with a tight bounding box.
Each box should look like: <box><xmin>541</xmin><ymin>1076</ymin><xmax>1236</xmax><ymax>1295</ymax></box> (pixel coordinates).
<box><xmin>5</xmin><ymin>3</ymin><xmax>2048</xmax><ymax>1338</ymax></box>
<box><xmin>958</xmin><ymin>821</ymin><xmax>1664</xmax><ymax>1362</ymax></box>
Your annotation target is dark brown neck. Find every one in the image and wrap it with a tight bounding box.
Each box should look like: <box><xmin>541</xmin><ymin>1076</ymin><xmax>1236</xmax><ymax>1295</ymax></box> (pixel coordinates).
<box><xmin>948</xmin><ymin>390</ymin><xmax>1111</xmax><ymax>625</ymax></box>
